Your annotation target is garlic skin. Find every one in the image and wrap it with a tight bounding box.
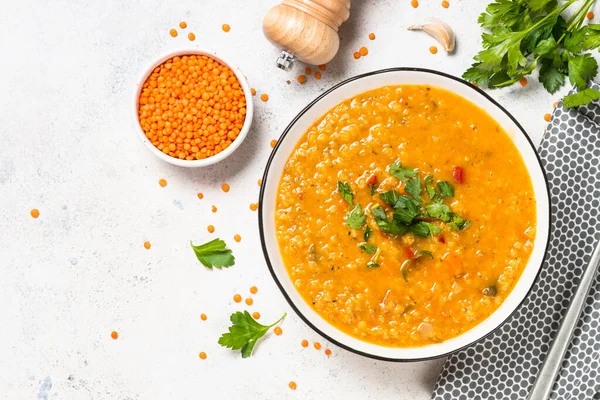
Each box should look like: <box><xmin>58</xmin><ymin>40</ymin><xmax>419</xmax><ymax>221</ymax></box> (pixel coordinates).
<box><xmin>408</xmin><ymin>19</ymin><xmax>455</xmax><ymax>52</ymax></box>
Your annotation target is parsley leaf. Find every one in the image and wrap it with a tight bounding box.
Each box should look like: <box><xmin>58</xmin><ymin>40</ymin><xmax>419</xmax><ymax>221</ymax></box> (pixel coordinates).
<box><xmin>395</xmin><ymin>195</ymin><xmax>421</xmax><ymax>211</ymax></box>
<box><xmin>404</xmin><ymin>177</ymin><xmax>423</xmax><ymax>204</ymax></box>
<box><xmin>568</xmin><ymin>53</ymin><xmax>598</xmax><ymax>90</ymax></box>
<box><xmin>425</xmin><ymin>203</ymin><xmax>454</xmax><ymax>222</ymax></box>
<box><xmin>190</xmin><ymin>239</ymin><xmax>235</xmax><ymax>269</ymax></box>
<box><xmin>410</xmin><ymin>222</ymin><xmax>441</xmax><ymax>238</ymax></box>
<box><xmin>359</xmin><ymin>244</ymin><xmax>378</xmax><ymax>254</ymax></box>
<box><xmin>565</xmin><ymin>27</ymin><xmax>587</xmax><ymax>54</ymax></box>
<box><xmin>372</xmin><ymin>205</ymin><xmax>408</xmax><ymax>236</ymax></box>
<box><xmin>523</xmin><ymin>0</ymin><xmax>555</xmax><ymax>11</ymax></box>
<box><xmin>346</xmin><ymin>204</ymin><xmax>366</xmax><ymax>229</ymax></box>
<box><xmin>425</xmin><ymin>175</ymin><xmax>437</xmax><ymax>200</ymax></box>
<box><xmin>533</xmin><ymin>37</ymin><xmax>557</xmax><ymax>57</ymax></box>
<box><xmin>582</xmin><ymin>25</ymin><xmax>600</xmax><ymax>50</ymax></box>
<box><xmin>563</xmin><ymin>88</ymin><xmax>600</xmax><ymax>107</ymax></box>
<box><xmin>539</xmin><ymin>58</ymin><xmax>565</xmax><ymax>94</ymax></box>
<box><xmin>367</xmin><ymin>247</ymin><xmax>381</xmax><ymax>268</ymax></box>
<box><xmin>379</xmin><ymin>190</ymin><xmax>399</xmax><ymax>208</ymax></box>
<box><xmin>437</xmin><ymin>181</ymin><xmax>454</xmax><ymax>198</ymax></box>
<box><xmin>370</xmin><ymin>184</ymin><xmax>377</xmax><ymax>196</ymax></box>
<box><xmin>364</xmin><ymin>226</ymin><xmax>373</xmax><ymax>242</ymax></box>
<box><xmin>389</xmin><ymin>161</ymin><xmax>417</xmax><ymax>182</ymax></box>
<box><xmin>463</xmin><ymin>62</ymin><xmax>491</xmax><ymax>86</ymax></box>
<box><xmin>218</xmin><ymin>311</ymin><xmax>286</xmax><ymax>358</ymax></box>
<box><xmin>337</xmin><ymin>181</ymin><xmax>354</xmax><ymax>206</ymax></box>
<box><xmin>393</xmin><ymin>207</ymin><xmax>420</xmax><ymax>225</ymax></box>
<box><xmin>449</xmin><ymin>214</ymin><xmax>471</xmax><ymax>230</ymax></box>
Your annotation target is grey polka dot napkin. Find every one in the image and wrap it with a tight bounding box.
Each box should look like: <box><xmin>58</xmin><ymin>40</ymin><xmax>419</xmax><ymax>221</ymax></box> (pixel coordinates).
<box><xmin>431</xmin><ymin>84</ymin><xmax>600</xmax><ymax>400</ymax></box>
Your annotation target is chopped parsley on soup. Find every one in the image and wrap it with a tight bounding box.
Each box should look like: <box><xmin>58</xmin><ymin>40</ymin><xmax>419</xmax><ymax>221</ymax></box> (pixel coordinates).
<box><xmin>274</xmin><ymin>85</ymin><xmax>536</xmax><ymax>347</ymax></box>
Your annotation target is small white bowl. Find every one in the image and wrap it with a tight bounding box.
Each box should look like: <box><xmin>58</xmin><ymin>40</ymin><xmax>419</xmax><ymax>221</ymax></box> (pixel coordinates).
<box><xmin>259</xmin><ymin>68</ymin><xmax>551</xmax><ymax>361</ymax></box>
<box><xmin>133</xmin><ymin>49</ymin><xmax>253</xmax><ymax>167</ymax></box>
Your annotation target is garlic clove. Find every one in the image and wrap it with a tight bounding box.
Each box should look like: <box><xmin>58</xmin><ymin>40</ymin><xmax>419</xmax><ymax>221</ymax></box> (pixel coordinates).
<box><xmin>408</xmin><ymin>19</ymin><xmax>455</xmax><ymax>52</ymax></box>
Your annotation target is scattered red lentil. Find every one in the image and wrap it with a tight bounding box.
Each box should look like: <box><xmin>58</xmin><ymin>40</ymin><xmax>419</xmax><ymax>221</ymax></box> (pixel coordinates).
<box><xmin>270</xmin><ymin>139</ymin><xmax>277</xmax><ymax>148</ymax></box>
<box><xmin>520</xmin><ymin>77</ymin><xmax>528</xmax><ymax>87</ymax></box>
<box><xmin>111</xmin><ymin>331</ymin><xmax>118</xmax><ymax>340</ymax></box>
<box><xmin>30</xmin><ymin>209</ymin><xmax>40</xmax><ymax>219</ymax></box>
<box><xmin>587</xmin><ymin>11</ymin><xmax>594</xmax><ymax>19</ymax></box>
<box><xmin>199</xmin><ymin>352</ymin><xmax>207</xmax><ymax>359</ymax></box>
<box><xmin>314</xmin><ymin>71</ymin><xmax>322</xmax><ymax>80</ymax></box>
<box><xmin>200</xmin><ymin>313</ymin><xmax>207</xmax><ymax>321</ymax></box>
<box><xmin>179</xmin><ymin>21</ymin><xmax>187</xmax><ymax>29</ymax></box>
<box><xmin>260</xmin><ymin>93</ymin><xmax>269</xmax><ymax>102</ymax></box>
<box><xmin>138</xmin><ymin>54</ymin><xmax>247</xmax><ymax>161</ymax></box>
<box><xmin>250</xmin><ymin>286</ymin><xmax>258</xmax><ymax>294</ymax></box>
<box><xmin>144</xmin><ymin>241</ymin><xmax>151</xmax><ymax>249</ymax></box>
<box><xmin>353</xmin><ymin>51</ymin><xmax>361</xmax><ymax>59</ymax></box>
<box><xmin>314</xmin><ymin>342</ymin><xmax>322</xmax><ymax>350</ymax></box>
<box><xmin>197</xmin><ymin>192</ymin><xmax>204</xmax><ymax>199</ymax></box>
<box><xmin>411</xmin><ymin>0</ymin><xmax>419</xmax><ymax>8</ymax></box>
<box><xmin>251</xmin><ymin>88</ymin><xmax>256</xmax><ymax>96</ymax></box>
<box><xmin>297</xmin><ymin>75</ymin><xmax>307</xmax><ymax>84</ymax></box>
<box><xmin>429</xmin><ymin>46</ymin><xmax>438</xmax><ymax>54</ymax></box>
<box><xmin>222</xmin><ymin>24</ymin><xmax>230</xmax><ymax>32</ymax></box>
<box><xmin>252</xmin><ymin>312</ymin><xmax>261</xmax><ymax>319</ymax></box>
<box><xmin>257</xmin><ymin>179</ymin><xmax>262</xmax><ymax>186</ymax></box>
<box><xmin>359</xmin><ymin>46</ymin><xmax>368</xmax><ymax>56</ymax></box>
<box><xmin>325</xmin><ymin>349</ymin><xmax>332</xmax><ymax>356</ymax></box>
<box><xmin>442</xmin><ymin>0</ymin><xmax>449</xmax><ymax>8</ymax></box>
<box><xmin>289</xmin><ymin>381</ymin><xmax>297</xmax><ymax>390</ymax></box>
<box><xmin>245</xmin><ymin>297</ymin><xmax>253</xmax><ymax>306</ymax></box>
<box><xmin>301</xmin><ymin>339</ymin><xmax>309</xmax><ymax>347</ymax></box>
<box><xmin>553</xmin><ymin>101</ymin><xmax>558</xmax><ymax>108</ymax></box>
<box><xmin>234</xmin><ymin>234</ymin><xmax>241</xmax><ymax>242</ymax></box>
<box><xmin>207</xmin><ymin>225</ymin><xmax>215</xmax><ymax>233</ymax></box>
<box><xmin>188</xmin><ymin>32</ymin><xmax>196</xmax><ymax>41</ymax></box>
<box><xmin>369</xmin><ymin>32</ymin><xmax>376</xmax><ymax>40</ymax></box>
<box><xmin>211</xmin><ymin>205</ymin><xmax>218</xmax><ymax>213</ymax></box>
<box><xmin>233</xmin><ymin>294</ymin><xmax>242</xmax><ymax>303</ymax></box>
<box><xmin>170</xmin><ymin>29</ymin><xmax>178</xmax><ymax>37</ymax></box>
<box><xmin>318</xmin><ymin>64</ymin><xmax>327</xmax><ymax>71</ymax></box>
<box><xmin>544</xmin><ymin>113</ymin><xmax>552</xmax><ymax>122</ymax></box>
<box><xmin>250</xmin><ymin>203</ymin><xmax>258</xmax><ymax>211</ymax></box>
<box><xmin>159</xmin><ymin>178</ymin><xmax>167</xmax><ymax>187</ymax></box>
<box><xmin>221</xmin><ymin>183</ymin><xmax>230</xmax><ymax>192</ymax></box>
<box><xmin>274</xmin><ymin>326</ymin><xmax>283</xmax><ymax>335</ymax></box>
<box><xmin>305</xmin><ymin>67</ymin><xmax>312</xmax><ymax>75</ymax></box>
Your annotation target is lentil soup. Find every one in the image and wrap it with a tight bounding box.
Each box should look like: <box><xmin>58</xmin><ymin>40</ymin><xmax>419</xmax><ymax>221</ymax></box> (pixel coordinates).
<box><xmin>274</xmin><ymin>85</ymin><xmax>536</xmax><ymax>347</ymax></box>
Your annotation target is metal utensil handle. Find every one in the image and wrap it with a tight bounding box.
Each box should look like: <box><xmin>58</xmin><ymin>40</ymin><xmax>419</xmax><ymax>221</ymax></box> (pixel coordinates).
<box><xmin>528</xmin><ymin>238</ymin><xmax>600</xmax><ymax>400</ymax></box>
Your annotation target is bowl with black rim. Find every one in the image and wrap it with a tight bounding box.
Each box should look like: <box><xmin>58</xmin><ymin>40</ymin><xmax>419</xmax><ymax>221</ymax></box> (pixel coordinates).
<box><xmin>258</xmin><ymin>68</ymin><xmax>551</xmax><ymax>361</ymax></box>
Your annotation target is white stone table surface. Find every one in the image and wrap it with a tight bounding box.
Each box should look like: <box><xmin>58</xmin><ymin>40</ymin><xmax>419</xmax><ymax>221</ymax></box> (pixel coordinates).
<box><xmin>0</xmin><ymin>0</ymin><xmax>570</xmax><ymax>399</ymax></box>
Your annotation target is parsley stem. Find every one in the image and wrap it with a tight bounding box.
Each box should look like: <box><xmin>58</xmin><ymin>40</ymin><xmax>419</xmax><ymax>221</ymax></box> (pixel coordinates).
<box><xmin>558</xmin><ymin>0</ymin><xmax>596</xmax><ymax>46</ymax></box>
<box><xmin>268</xmin><ymin>312</ymin><xmax>287</xmax><ymax>328</ymax></box>
<box><xmin>519</xmin><ymin>0</ymin><xmax>578</xmax><ymax>39</ymax></box>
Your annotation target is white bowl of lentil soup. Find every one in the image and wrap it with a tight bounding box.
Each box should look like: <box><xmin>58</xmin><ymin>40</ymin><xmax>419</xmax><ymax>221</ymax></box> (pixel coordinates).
<box><xmin>134</xmin><ymin>49</ymin><xmax>253</xmax><ymax>167</ymax></box>
<box><xmin>259</xmin><ymin>68</ymin><xmax>550</xmax><ymax>361</ymax></box>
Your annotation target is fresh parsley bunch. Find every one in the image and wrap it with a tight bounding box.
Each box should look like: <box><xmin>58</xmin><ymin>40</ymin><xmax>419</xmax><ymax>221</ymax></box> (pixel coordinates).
<box><xmin>464</xmin><ymin>0</ymin><xmax>600</xmax><ymax>107</ymax></box>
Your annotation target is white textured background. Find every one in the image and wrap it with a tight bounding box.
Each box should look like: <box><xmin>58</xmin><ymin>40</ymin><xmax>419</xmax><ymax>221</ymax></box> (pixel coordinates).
<box><xmin>0</xmin><ymin>0</ymin><xmax>574</xmax><ymax>399</ymax></box>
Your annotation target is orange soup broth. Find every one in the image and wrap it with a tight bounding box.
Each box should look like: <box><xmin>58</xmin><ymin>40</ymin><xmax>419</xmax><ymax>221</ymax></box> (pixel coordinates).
<box><xmin>275</xmin><ymin>85</ymin><xmax>536</xmax><ymax>347</ymax></box>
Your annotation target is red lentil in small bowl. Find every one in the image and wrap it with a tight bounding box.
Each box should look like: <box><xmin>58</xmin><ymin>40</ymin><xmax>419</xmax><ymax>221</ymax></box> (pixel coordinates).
<box><xmin>134</xmin><ymin>49</ymin><xmax>253</xmax><ymax>167</ymax></box>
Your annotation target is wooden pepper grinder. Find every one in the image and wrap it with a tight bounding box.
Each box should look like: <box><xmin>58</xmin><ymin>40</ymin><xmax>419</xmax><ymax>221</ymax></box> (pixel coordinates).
<box><xmin>263</xmin><ymin>0</ymin><xmax>351</xmax><ymax>70</ymax></box>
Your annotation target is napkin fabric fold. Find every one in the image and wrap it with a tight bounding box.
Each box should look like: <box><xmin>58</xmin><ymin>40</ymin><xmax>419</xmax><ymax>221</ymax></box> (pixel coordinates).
<box><xmin>431</xmin><ymin>85</ymin><xmax>600</xmax><ymax>400</ymax></box>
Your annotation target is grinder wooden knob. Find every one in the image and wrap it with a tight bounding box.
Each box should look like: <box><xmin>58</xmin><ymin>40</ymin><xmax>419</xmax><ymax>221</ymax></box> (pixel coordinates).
<box><xmin>263</xmin><ymin>0</ymin><xmax>351</xmax><ymax>70</ymax></box>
